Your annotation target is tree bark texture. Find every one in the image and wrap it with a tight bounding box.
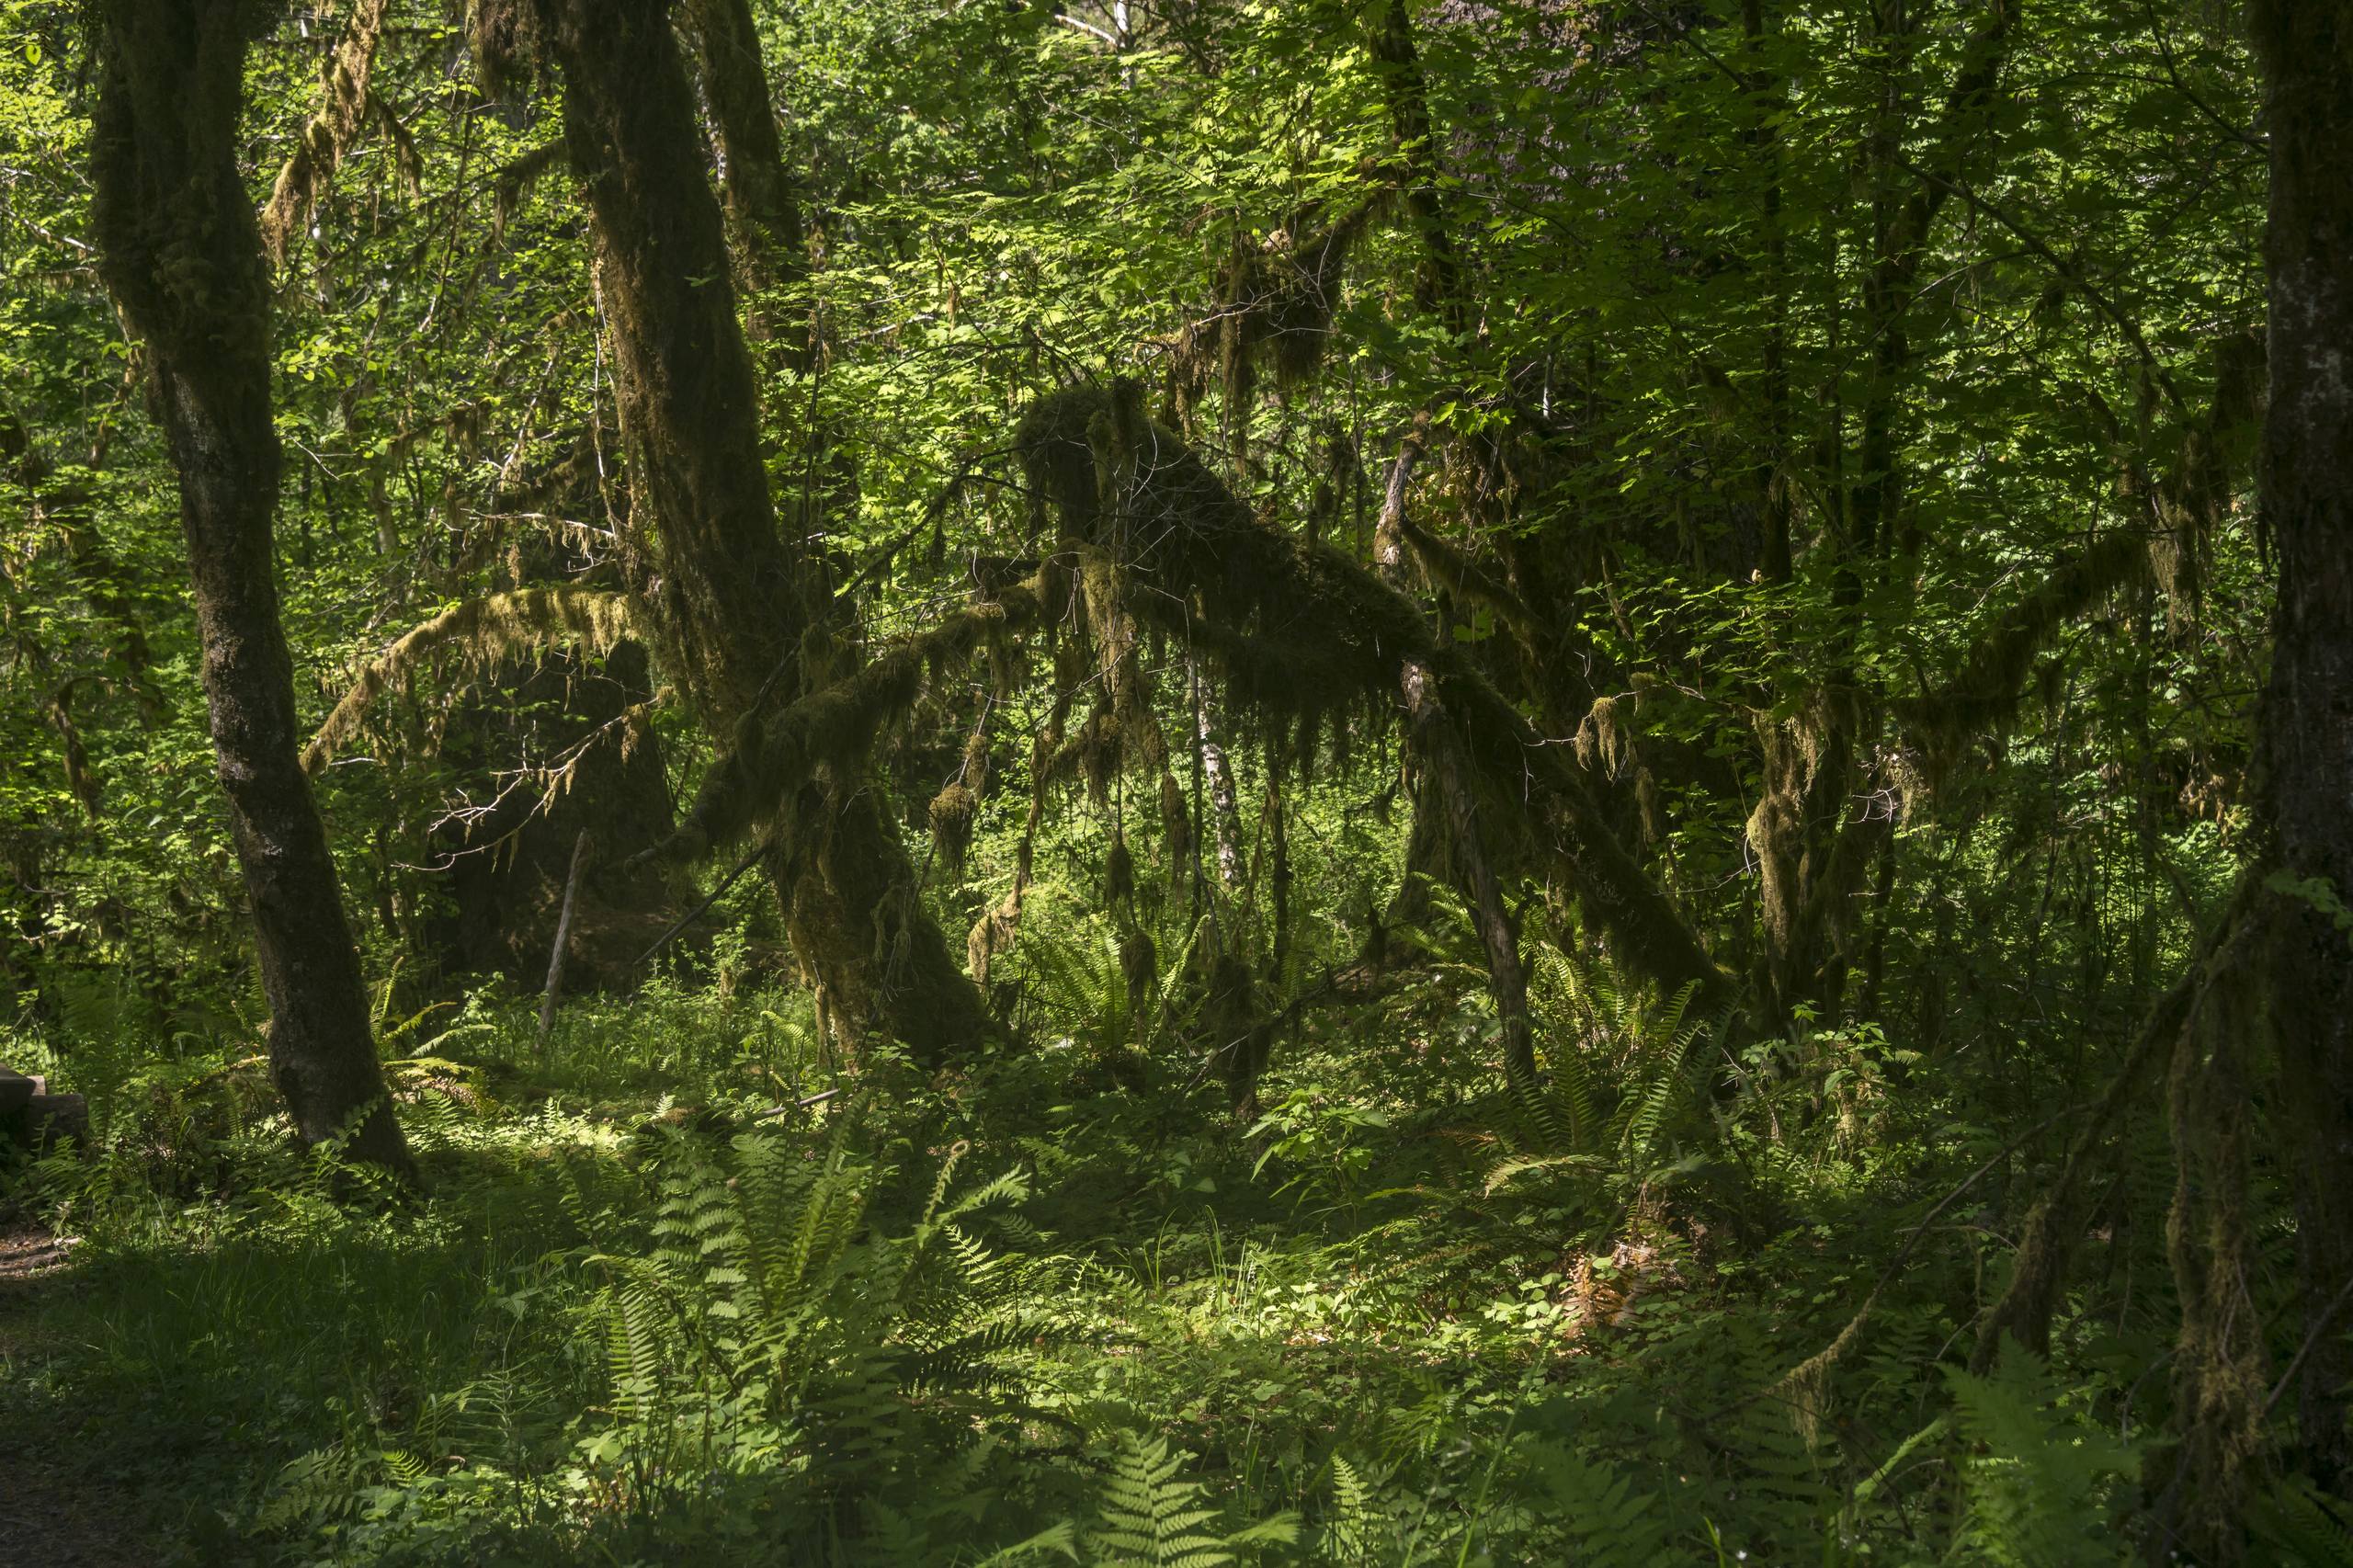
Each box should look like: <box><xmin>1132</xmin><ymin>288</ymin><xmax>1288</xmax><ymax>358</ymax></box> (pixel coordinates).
<box><xmin>89</xmin><ymin>0</ymin><xmax>408</xmax><ymax>1173</ymax></box>
<box><xmin>2250</xmin><ymin>0</ymin><xmax>2353</xmax><ymax>1490</ymax></box>
<box><xmin>681</xmin><ymin>0</ymin><xmax>805</xmax><ymax>301</ymax></box>
<box><xmin>1401</xmin><ymin>658</ymin><xmax>1534</xmax><ymax>1093</ymax></box>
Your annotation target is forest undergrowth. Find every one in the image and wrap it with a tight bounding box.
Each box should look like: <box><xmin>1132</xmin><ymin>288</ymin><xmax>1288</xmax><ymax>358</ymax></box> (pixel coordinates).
<box><xmin>2</xmin><ymin>889</ymin><xmax>2298</xmax><ymax>1566</ymax></box>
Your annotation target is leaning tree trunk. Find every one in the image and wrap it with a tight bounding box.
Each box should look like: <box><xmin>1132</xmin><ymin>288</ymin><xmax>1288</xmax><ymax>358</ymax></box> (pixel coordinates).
<box><xmin>89</xmin><ymin>0</ymin><xmax>408</xmax><ymax>1174</ymax></box>
<box><xmin>2250</xmin><ymin>0</ymin><xmax>2353</xmax><ymax>1492</ymax></box>
<box><xmin>522</xmin><ymin>0</ymin><xmax>991</xmax><ymax>1060</ymax></box>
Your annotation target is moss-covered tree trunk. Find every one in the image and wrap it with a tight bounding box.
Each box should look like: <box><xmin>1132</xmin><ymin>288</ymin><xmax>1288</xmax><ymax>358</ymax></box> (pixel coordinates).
<box><xmin>529</xmin><ymin>0</ymin><xmax>990</xmax><ymax>1060</ymax></box>
<box><xmin>89</xmin><ymin>0</ymin><xmax>408</xmax><ymax>1174</ymax></box>
<box><xmin>2250</xmin><ymin>0</ymin><xmax>2353</xmax><ymax>1489</ymax></box>
<box><xmin>681</xmin><ymin>0</ymin><xmax>804</xmax><ymax>304</ymax></box>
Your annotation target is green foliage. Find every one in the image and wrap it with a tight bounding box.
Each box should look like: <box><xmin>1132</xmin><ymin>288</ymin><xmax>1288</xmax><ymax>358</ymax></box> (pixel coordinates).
<box><xmin>2253</xmin><ymin>1479</ymin><xmax>2353</xmax><ymax>1568</ymax></box>
<box><xmin>1945</xmin><ymin>1339</ymin><xmax>2138</xmax><ymax>1566</ymax></box>
<box><xmin>1086</xmin><ymin>1434</ymin><xmax>1298</xmax><ymax>1567</ymax></box>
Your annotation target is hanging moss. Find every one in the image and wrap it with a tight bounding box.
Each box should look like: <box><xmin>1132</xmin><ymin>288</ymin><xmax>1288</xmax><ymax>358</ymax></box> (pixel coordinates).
<box><xmin>1169</xmin><ymin>199</ymin><xmax>1381</xmax><ymax>403</ymax></box>
<box><xmin>1105</xmin><ymin>832</ymin><xmax>1135</xmax><ymax>907</ymax></box>
<box><xmin>967</xmin><ymin>881</ymin><xmax>1024</xmax><ymax>989</ymax></box>
<box><xmin>1633</xmin><ymin>767</ymin><xmax>1665</xmax><ymax>846</ymax></box>
<box><xmin>303</xmin><ymin>585</ymin><xmax>640</xmax><ymax>776</ymax></box>
<box><xmin>490</xmin><ymin>142</ymin><xmax>566</xmax><ymax>243</ymax></box>
<box><xmin>1015</xmin><ymin>380</ymin><xmax>1731</xmax><ymax>1014</ymax></box>
<box><xmin>642</xmin><ymin>573</ymin><xmax>1048</xmax><ymax>867</ymax></box>
<box><xmin>1158</xmin><ymin>771</ymin><xmax>1190</xmax><ymax>869</ymax></box>
<box><xmin>1573</xmin><ymin>692</ymin><xmax>1639</xmax><ymax>780</ymax></box>
<box><xmin>1120</xmin><ymin>926</ymin><xmax>1159</xmax><ymax>1016</ymax></box>
<box><xmin>1075</xmin><ymin>705</ymin><xmax>1120</xmax><ymax>804</ymax></box>
<box><xmin>260</xmin><ymin>0</ymin><xmax>394</xmax><ymax>266</ymax></box>
<box><xmin>467</xmin><ymin>0</ymin><xmax>541</xmax><ymax>101</ymax></box>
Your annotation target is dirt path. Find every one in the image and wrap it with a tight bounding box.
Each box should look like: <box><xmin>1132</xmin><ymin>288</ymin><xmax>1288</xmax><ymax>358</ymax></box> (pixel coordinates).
<box><xmin>0</xmin><ymin>1224</ymin><xmax>152</xmax><ymax>1567</ymax></box>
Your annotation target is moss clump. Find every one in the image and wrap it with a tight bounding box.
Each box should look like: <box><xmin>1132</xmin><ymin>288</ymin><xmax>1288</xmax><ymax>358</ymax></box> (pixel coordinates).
<box><xmin>1120</xmin><ymin>927</ymin><xmax>1158</xmax><ymax>1009</ymax></box>
<box><xmin>1158</xmin><ymin>771</ymin><xmax>1190</xmax><ymax>869</ymax></box>
<box><xmin>1167</xmin><ymin>199</ymin><xmax>1380</xmax><ymax>430</ymax></box>
<box><xmin>1104</xmin><ymin>832</ymin><xmax>1135</xmax><ymax>907</ymax></box>
<box><xmin>928</xmin><ymin>782</ymin><xmax>975</xmax><ymax>873</ymax></box>
<box><xmin>1200</xmin><ymin>951</ymin><xmax>1270</xmax><ymax>1116</ymax></box>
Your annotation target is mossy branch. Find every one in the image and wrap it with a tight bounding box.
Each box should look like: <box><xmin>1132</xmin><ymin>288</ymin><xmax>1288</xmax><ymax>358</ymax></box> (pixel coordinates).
<box><xmin>260</xmin><ymin>0</ymin><xmax>394</xmax><ymax>266</ymax></box>
<box><xmin>491</xmin><ymin>142</ymin><xmax>566</xmax><ymax>242</ymax></box>
<box><xmin>1894</xmin><ymin>529</ymin><xmax>2149</xmax><ymax>775</ymax></box>
<box><xmin>1972</xmin><ymin>957</ymin><xmax>2202</xmax><ymax>1371</ymax></box>
<box><xmin>639</xmin><ymin>573</ymin><xmax>1052</xmax><ymax>868</ymax></box>
<box><xmin>302</xmin><ymin>585</ymin><xmax>640</xmax><ymax>776</ymax></box>
<box><xmin>1017</xmin><ymin>381</ymin><xmax>1733</xmax><ymax>1012</ymax></box>
<box><xmin>1394</xmin><ymin>510</ymin><xmax>1542</xmax><ymax>642</ymax></box>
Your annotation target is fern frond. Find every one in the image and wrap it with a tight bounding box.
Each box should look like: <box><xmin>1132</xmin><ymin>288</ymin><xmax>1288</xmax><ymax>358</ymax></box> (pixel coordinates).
<box><xmin>1945</xmin><ymin>1338</ymin><xmax>2135</xmax><ymax>1566</ymax></box>
<box><xmin>2253</xmin><ymin>1478</ymin><xmax>2353</xmax><ymax>1568</ymax></box>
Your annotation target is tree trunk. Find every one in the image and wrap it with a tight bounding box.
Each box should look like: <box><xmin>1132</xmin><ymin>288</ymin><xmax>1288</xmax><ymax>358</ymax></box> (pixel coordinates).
<box><xmin>89</xmin><ymin>0</ymin><xmax>407</xmax><ymax>1174</ymax></box>
<box><xmin>1194</xmin><ymin>679</ymin><xmax>1244</xmax><ymax>892</ymax></box>
<box><xmin>1402</xmin><ymin>658</ymin><xmax>1534</xmax><ymax>1094</ymax></box>
<box><xmin>429</xmin><ymin>641</ymin><xmax>680</xmax><ymax>993</ymax></box>
<box><xmin>529</xmin><ymin>0</ymin><xmax>991</xmax><ymax>1061</ymax></box>
<box><xmin>680</xmin><ymin>0</ymin><xmax>805</xmax><ymax>301</ymax></box>
<box><xmin>2250</xmin><ymin>0</ymin><xmax>2353</xmax><ymax>1490</ymax></box>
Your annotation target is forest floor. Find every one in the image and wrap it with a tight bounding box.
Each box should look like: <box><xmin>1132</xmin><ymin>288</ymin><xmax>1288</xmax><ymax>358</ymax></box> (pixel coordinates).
<box><xmin>0</xmin><ymin>1225</ymin><xmax>153</xmax><ymax>1567</ymax></box>
<box><xmin>0</xmin><ymin>978</ymin><xmax>2151</xmax><ymax>1562</ymax></box>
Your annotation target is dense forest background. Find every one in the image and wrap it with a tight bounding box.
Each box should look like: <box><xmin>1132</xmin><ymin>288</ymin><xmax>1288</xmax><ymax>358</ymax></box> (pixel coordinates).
<box><xmin>1</xmin><ymin>0</ymin><xmax>2349</xmax><ymax>1560</ymax></box>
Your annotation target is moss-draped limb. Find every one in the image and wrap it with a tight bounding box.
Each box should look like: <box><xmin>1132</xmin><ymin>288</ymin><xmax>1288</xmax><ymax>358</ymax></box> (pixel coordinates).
<box><xmin>1394</xmin><ymin>510</ymin><xmax>1541</xmax><ymax>644</ymax></box>
<box><xmin>489</xmin><ymin>142</ymin><xmax>565</xmax><ymax>243</ymax></box>
<box><xmin>1971</xmin><ymin>959</ymin><xmax>2200</xmax><ymax>1371</ymax></box>
<box><xmin>1900</xmin><ymin>338</ymin><xmax>2265</xmax><ymax>786</ymax></box>
<box><xmin>1017</xmin><ymin>381</ymin><xmax>1733</xmax><ymax>1013</ymax></box>
<box><xmin>1894</xmin><ymin>529</ymin><xmax>2150</xmax><ymax>778</ymax></box>
<box><xmin>259</xmin><ymin>0</ymin><xmax>393</xmax><ymax>266</ymax></box>
<box><xmin>1167</xmin><ymin>200</ymin><xmax>1378</xmax><ymax>447</ymax></box>
<box><xmin>640</xmin><ymin>573</ymin><xmax>1051</xmax><ymax>868</ymax></box>
<box><xmin>302</xmin><ymin>586</ymin><xmax>640</xmax><ymax>776</ymax></box>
